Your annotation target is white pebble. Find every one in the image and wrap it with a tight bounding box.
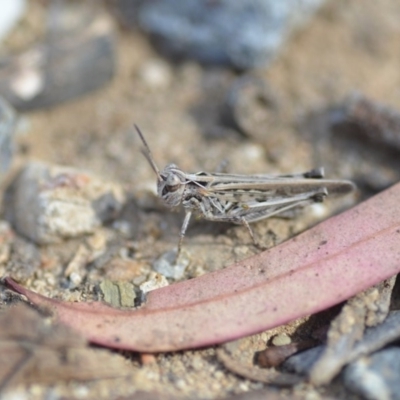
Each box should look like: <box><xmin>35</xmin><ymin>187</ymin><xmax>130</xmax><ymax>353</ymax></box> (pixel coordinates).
<box><xmin>140</xmin><ymin>272</ymin><xmax>168</xmax><ymax>295</ymax></box>
<box><xmin>272</xmin><ymin>333</ymin><xmax>291</xmax><ymax>346</ymax></box>
<box><xmin>139</xmin><ymin>59</ymin><xmax>172</xmax><ymax>89</ymax></box>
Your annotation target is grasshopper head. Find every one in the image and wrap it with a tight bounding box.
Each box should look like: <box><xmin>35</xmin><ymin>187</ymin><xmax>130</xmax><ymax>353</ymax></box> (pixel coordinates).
<box><xmin>158</xmin><ymin>164</ymin><xmax>186</xmax><ymax>207</ymax></box>
<box><xmin>135</xmin><ymin>126</ymin><xmax>186</xmax><ymax>208</ymax></box>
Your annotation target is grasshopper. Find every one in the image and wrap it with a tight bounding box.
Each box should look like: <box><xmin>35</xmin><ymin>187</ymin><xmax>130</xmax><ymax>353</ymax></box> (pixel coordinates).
<box><xmin>136</xmin><ymin>126</ymin><xmax>355</xmax><ymax>258</ymax></box>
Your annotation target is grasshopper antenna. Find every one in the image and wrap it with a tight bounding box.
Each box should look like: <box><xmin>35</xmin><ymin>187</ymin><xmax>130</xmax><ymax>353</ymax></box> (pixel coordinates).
<box><xmin>135</xmin><ymin>125</ymin><xmax>163</xmax><ymax>182</ymax></box>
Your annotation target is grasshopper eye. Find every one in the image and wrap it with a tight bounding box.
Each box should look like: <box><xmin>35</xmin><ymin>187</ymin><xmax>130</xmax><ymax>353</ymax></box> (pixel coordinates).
<box><xmin>164</xmin><ymin>174</ymin><xmax>181</xmax><ymax>192</ymax></box>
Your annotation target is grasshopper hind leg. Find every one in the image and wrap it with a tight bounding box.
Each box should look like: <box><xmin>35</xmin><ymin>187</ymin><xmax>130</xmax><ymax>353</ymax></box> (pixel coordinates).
<box><xmin>239</xmin><ymin>196</ymin><xmax>323</xmax><ymax>249</ymax></box>
<box><xmin>239</xmin><ymin>217</ymin><xmax>268</xmax><ymax>250</ymax></box>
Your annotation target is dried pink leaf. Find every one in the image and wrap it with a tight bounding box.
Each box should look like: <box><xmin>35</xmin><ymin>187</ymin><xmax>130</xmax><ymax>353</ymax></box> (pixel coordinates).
<box><xmin>5</xmin><ymin>182</ymin><xmax>400</xmax><ymax>352</ymax></box>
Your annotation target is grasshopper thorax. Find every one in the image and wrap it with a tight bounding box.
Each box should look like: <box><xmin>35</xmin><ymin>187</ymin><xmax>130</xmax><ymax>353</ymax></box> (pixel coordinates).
<box><xmin>158</xmin><ymin>164</ymin><xmax>186</xmax><ymax>207</ymax></box>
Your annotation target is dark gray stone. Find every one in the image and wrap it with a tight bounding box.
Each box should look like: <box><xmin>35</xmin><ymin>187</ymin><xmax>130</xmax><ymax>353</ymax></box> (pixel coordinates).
<box><xmin>344</xmin><ymin>348</ymin><xmax>400</xmax><ymax>400</ymax></box>
<box><xmin>0</xmin><ymin>4</ymin><xmax>116</xmax><ymax>111</ymax></box>
<box><xmin>0</xmin><ymin>96</ymin><xmax>17</xmax><ymax>180</ymax></box>
<box><xmin>138</xmin><ymin>0</ymin><xmax>326</xmax><ymax>69</ymax></box>
<box><xmin>282</xmin><ymin>345</ymin><xmax>323</xmax><ymax>375</ymax></box>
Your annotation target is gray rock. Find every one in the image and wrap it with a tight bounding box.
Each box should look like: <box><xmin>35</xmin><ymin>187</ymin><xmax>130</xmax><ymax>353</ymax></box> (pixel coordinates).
<box><xmin>0</xmin><ymin>4</ymin><xmax>115</xmax><ymax>111</ymax></box>
<box><xmin>343</xmin><ymin>348</ymin><xmax>400</xmax><ymax>400</ymax></box>
<box><xmin>0</xmin><ymin>96</ymin><xmax>17</xmax><ymax>181</ymax></box>
<box><xmin>6</xmin><ymin>161</ymin><xmax>125</xmax><ymax>244</ymax></box>
<box><xmin>283</xmin><ymin>345</ymin><xmax>323</xmax><ymax>375</ymax></box>
<box><xmin>0</xmin><ymin>0</ymin><xmax>26</xmax><ymax>42</ymax></box>
<box><xmin>138</xmin><ymin>0</ymin><xmax>326</xmax><ymax>69</ymax></box>
<box><xmin>348</xmin><ymin>311</ymin><xmax>400</xmax><ymax>362</ymax></box>
<box><xmin>284</xmin><ymin>310</ymin><xmax>400</xmax><ymax>383</ymax></box>
<box><xmin>309</xmin><ymin>279</ymin><xmax>397</xmax><ymax>386</ymax></box>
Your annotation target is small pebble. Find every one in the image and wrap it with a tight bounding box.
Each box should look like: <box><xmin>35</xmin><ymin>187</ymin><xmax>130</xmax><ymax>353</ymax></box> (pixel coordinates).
<box><xmin>214</xmin><ymin>370</ymin><xmax>224</xmax><ymax>380</ymax></box>
<box><xmin>112</xmin><ymin>220</ymin><xmax>131</xmax><ymax>237</ymax></box>
<box><xmin>138</xmin><ymin>59</ymin><xmax>172</xmax><ymax>89</ymax></box>
<box><xmin>272</xmin><ymin>333</ymin><xmax>291</xmax><ymax>346</ymax></box>
<box><xmin>191</xmin><ymin>357</ymin><xmax>204</xmax><ymax>371</ymax></box>
<box><xmin>11</xmin><ymin>67</ymin><xmax>44</xmax><ymax>101</ymax></box>
<box><xmin>69</xmin><ymin>272</ymin><xmax>83</xmax><ymax>287</ymax></box>
<box><xmin>260</xmin><ymin>332</ymin><xmax>268</xmax><ymax>342</ymax></box>
<box><xmin>140</xmin><ymin>353</ymin><xmax>157</xmax><ymax>365</ymax></box>
<box><xmin>71</xmin><ymin>384</ymin><xmax>90</xmax><ymax>399</ymax></box>
<box><xmin>140</xmin><ymin>272</ymin><xmax>169</xmax><ymax>295</ymax></box>
<box><xmin>309</xmin><ymin>203</ymin><xmax>328</xmax><ymax>218</ymax></box>
<box><xmin>233</xmin><ymin>246</ymin><xmax>250</xmax><ymax>257</ymax></box>
<box><xmin>175</xmin><ymin>379</ymin><xmax>187</xmax><ymax>390</ymax></box>
<box><xmin>153</xmin><ymin>249</ymin><xmax>189</xmax><ymax>280</ymax></box>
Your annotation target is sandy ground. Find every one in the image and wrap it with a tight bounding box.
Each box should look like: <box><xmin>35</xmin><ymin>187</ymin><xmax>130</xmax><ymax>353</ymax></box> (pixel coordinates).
<box><xmin>1</xmin><ymin>0</ymin><xmax>400</xmax><ymax>398</ymax></box>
